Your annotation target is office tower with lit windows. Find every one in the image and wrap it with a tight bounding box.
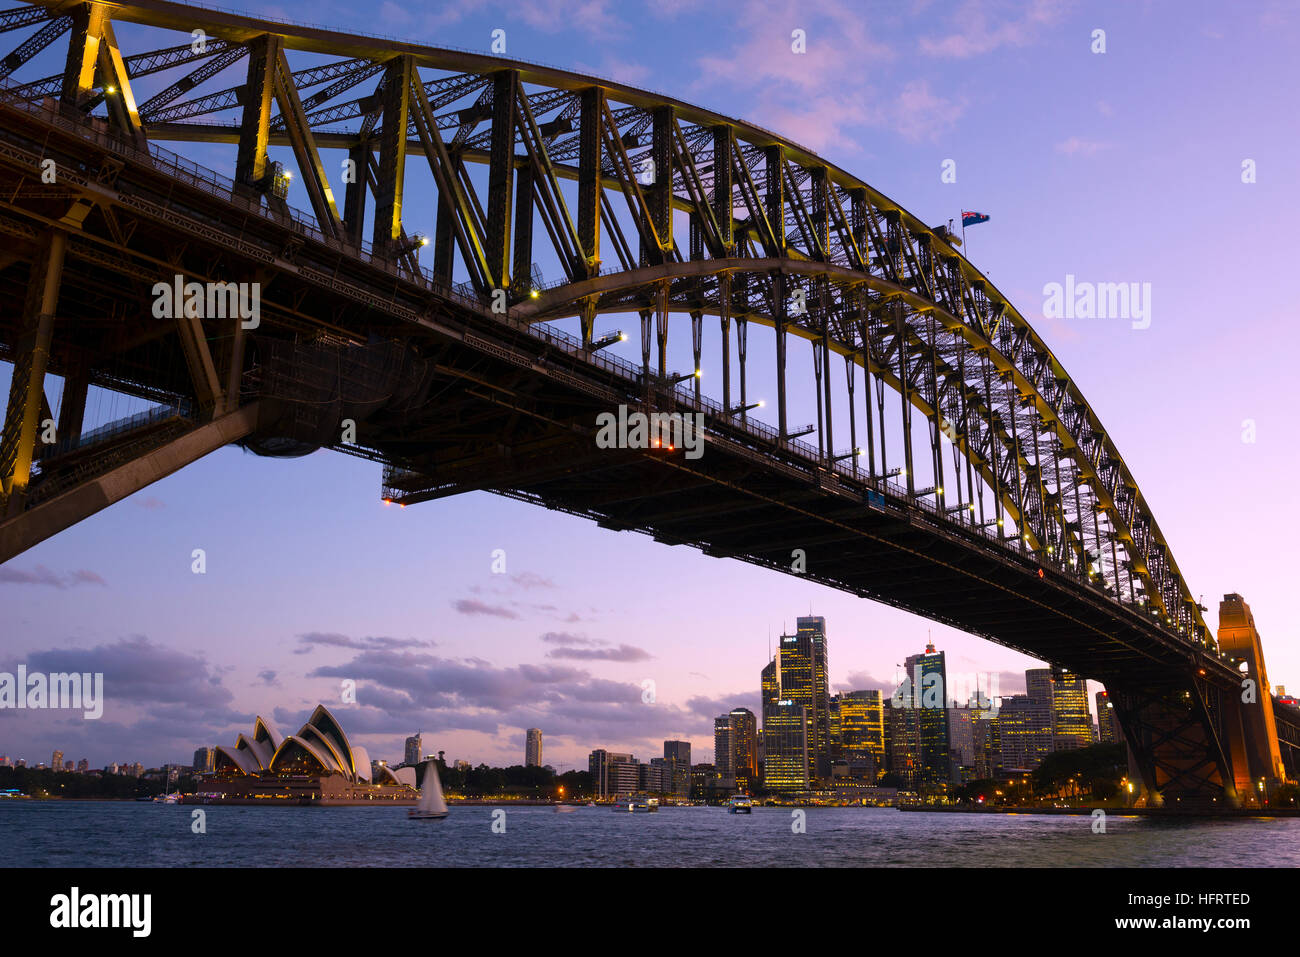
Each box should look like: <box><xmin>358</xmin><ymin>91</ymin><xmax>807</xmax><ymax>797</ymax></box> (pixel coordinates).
<box><xmin>714</xmin><ymin>714</ymin><xmax>735</xmax><ymax>782</ymax></box>
<box><xmin>588</xmin><ymin>750</ymin><xmax>634</xmax><ymax>798</ymax></box>
<box><xmin>763</xmin><ymin>699</ymin><xmax>809</xmax><ymax>791</ymax></box>
<box><xmin>404</xmin><ymin>733</ymin><xmax>423</xmax><ymax>767</ymax></box>
<box><xmin>1051</xmin><ymin>671</ymin><xmax>1093</xmax><ymax>750</ymax></box>
<box><xmin>728</xmin><ymin>708</ymin><xmax>758</xmax><ymax>793</ymax></box>
<box><xmin>660</xmin><ymin>742</ymin><xmax>692</xmax><ymax>798</ymax></box>
<box><xmin>525</xmin><ymin>728</ymin><xmax>543</xmax><ymax>767</ymax></box>
<box><xmin>1025</xmin><ymin>668</ymin><xmax>1053</xmax><ymax>708</ymax></box>
<box><xmin>994</xmin><ymin>694</ymin><xmax>1053</xmax><ymax>770</ymax></box>
<box><xmin>51</xmin><ymin>750</ymin><xmax>63</xmax><ymax>771</ymax></box>
<box><xmin>885</xmin><ymin>698</ymin><xmax>921</xmax><ymax>787</ymax></box>
<box><xmin>838</xmin><ymin>690</ymin><xmax>885</xmax><ymax>779</ymax></box>
<box><xmin>1096</xmin><ymin>691</ymin><xmax>1122</xmax><ymax>744</ymax></box>
<box><xmin>904</xmin><ymin>642</ymin><xmax>951</xmax><ymax>785</ymax></box>
<box><xmin>75</xmin><ymin>758</ymin><xmax>89</xmax><ymax>773</ymax></box>
<box><xmin>947</xmin><ymin>706</ymin><xmax>977</xmax><ymax>779</ymax></box>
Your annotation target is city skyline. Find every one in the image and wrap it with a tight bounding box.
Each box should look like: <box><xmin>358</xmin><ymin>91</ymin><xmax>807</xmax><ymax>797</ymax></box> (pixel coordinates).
<box><xmin>2</xmin><ymin>0</ymin><xmax>1297</xmax><ymax>781</ymax></box>
<box><xmin>0</xmin><ymin>623</ymin><xmax>1122</xmax><ymax>772</ymax></box>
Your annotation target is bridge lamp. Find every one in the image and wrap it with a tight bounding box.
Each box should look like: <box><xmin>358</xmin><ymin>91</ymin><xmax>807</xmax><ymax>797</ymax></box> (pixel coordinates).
<box><xmin>729</xmin><ymin>400</ymin><xmax>763</xmax><ymax>415</ymax></box>
<box><xmin>669</xmin><ymin>370</ymin><xmax>702</xmax><ymax>385</ymax></box>
<box><xmin>833</xmin><ymin>448</ymin><xmax>863</xmax><ymax>462</ymax></box>
<box><xmin>105</xmin><ymin>84</ymin><xmax>117</xmax><ymax>94</ymax></box>
<box><xmin>530</xmin><ymin>289</ymin><xmax>540</xmax><ymax>299</ymax></box>
<box><xmin>590</xmin><ymin>331</ymin><xmax>626</xmax><ymax>352</ymax></box>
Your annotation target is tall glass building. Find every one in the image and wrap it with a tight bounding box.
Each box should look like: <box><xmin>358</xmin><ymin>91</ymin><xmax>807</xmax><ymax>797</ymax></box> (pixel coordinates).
<box><xmin>763</xmin><ymin>699</ymin><xmax>809</xmax><ymax>791</ymax></box>
<box><xmin>904</xmin><ymin>642</ymin><xmax>951</xmax><ymax>786</ymax></box>
<box><xmin>729</xmin><ymin>708</ymin><xmax>758</xmax><ymax>793</ymax></box>
<box><xmin>1051</xmin><ymin>671</ymin><xmax>1093</xmax><ymax>751</ymax></box>
<box><xmin>766</xmin><ymin>617</ymin><xmax>832</xmax><ymax>782</ymax></box>
<box><xmin>837</xmin><ymin>690</ymin><xmax>885</xmax><ymax>779</ymax></box>
<box><xmin>1095</xmin><ymin>690</ymin><xmax>1122</xmax><ymax>744</ymax></box>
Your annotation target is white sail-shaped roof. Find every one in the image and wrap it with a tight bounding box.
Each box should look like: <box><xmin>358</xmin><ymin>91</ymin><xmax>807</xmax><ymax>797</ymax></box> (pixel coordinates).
<box><xmin>351</xmin><ymin>746</ymin><xmax>371</xmax><ymax>783</ymax></box>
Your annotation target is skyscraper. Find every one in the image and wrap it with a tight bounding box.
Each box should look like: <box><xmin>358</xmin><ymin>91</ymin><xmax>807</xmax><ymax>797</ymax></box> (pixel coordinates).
<box><xmin>51</xmin><ymin>750</ymin><xmax>63</xmax><ymax>771</ymax></box>
<box><xmin>661</xmin><ymin>741</ymin><xmax>692</xmax><ymax>798</ymax></box>
<box><xmin>837</xmin><ymin>690</ymin><xmax>885</xmax><ymax>779</ymax></box>
<box><xmin>763</xmin><ymin>699</ymin><xmax>809</xmax><ymax>791</ymax></box>
<box><xmin>994</xmin><ymin>694</ymin><xmax>1053</xmax><ymax>771</ymax></box>
<box><xmin>1096</xmin><ymin>690</ymin><xmax>1122</xmax><ymax>744</ymax></box>
<box><xmin>193</xmin><ymin>747</ymin><xmax>215</xmax><ymax>773</ymax></box>
<box><xmin>404</xmin><ymin>733</ymin><xmax>423</xmax><ymax>766</ymax></box>
<box><xmin>794</xmin><ymin>617</ymin><xmax>832</xmax><ymax>780</ymax></box>
<box><xmin>714</xmin><ymin>715</ymin><xmax>735</xmax><ymax>782</ymax></box>
<box><xmin>729</xmin><ymin>708</ymin><xmax>758</xmax><ymax>793</ymax></box>
<box><xmin>1051</xmin><ymin>670</ymin><xmax>1093</xmax><ymax>751</ymax></box>
<box><xmin>904</xmin><ymin>642</ymin><xmax>951</xmax><ymax>786</ymax></box>
<box><xmin>763</xmin><ymin>618</ymin><xmax>832</xmax><ymax>783</ymax></box>
<box><xmin>885</xmin><ymin>698</ymin><xmax>921</xmax><ymax>787</ymax></box>
<box><xmin>664</xmin><ymin>740</ymin><xmax>691</xmax><ymax>764</ymax></box>
<box><xmin>525</xmin><ymin>728</ymin><xmax>543</xmax><ymax>767</ymax></box>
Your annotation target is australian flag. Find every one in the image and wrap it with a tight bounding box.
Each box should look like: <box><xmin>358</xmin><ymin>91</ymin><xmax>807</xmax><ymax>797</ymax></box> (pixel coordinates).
<box><xmin>962</xmin><ymin>211</ymin><xmax>990</xmax><ymax>227</ymax></box>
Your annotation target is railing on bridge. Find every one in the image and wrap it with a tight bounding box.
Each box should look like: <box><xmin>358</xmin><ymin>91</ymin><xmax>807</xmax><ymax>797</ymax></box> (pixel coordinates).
<box><xmin>0</xmin><ymin>79</ymin><xmax>1210</xmax><ymax>654</ymax></box>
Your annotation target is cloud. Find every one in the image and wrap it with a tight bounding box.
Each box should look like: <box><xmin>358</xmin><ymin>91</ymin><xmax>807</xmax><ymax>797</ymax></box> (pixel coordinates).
<box><xmin>451</xmin><ymin>599</ymin><xmax>519</xmax><ymax>619</ymax></box>
<box><xmin>547</xmin><ymin>644</ymin><xmax>653</xmax><ymax>662</ymax></box>
<box><xmin>540</xmin><ymin>632</ymin><xmax>598</xmax><ymax>646</ymax></box>
<box><xmin>835</xmin><ymin>670</ymin><xmax>895</xmax><ymax>694</ymax></box>
<box><xmin>296</xmin><ymin>649</ymin><xmax>709</xmax><ymax>756</ymax></box>
<box><xmin>134</xmin><ymin>496</ymin><xmax>166</xmax><ymax>510</ymax></box>
<box><xmin>539</xmin><ymin>631</ymin><xmax>651</xmax><ymax>661</ymax></box>
<box><xmin>293</xmin><ymin>632</ymin><xmax>435</xmax><ymax>655</ymax></box>
<box><xmin>891</xmin><ymin>80</ymin><xmax>965</xmax><ymax>142</ymax></box>
<box><xmin>509</xmin><ymin>572</ymin><xmax>556</xmax><ymax>590</ymax></box>
<box><xmin>0</xmin><ymin>565</ymin><xmax>107</xmax><ymax>589</ymax></box>
<box><xmin>691</xmin><ymin>0</ymin><xmax>972</xmax><ymax>151</ymax></box>
<box><xmin>1055</xmin><ymin>136</ymin><xmax>1110</xmax><ymax>156</ymax></box>
<box><xmin>8</xmin><ymin>636</ymin><xmax>235</xmax><ymax>711</ymax></box>
<box><xmin>684</xmin><ymin>691</ymin><xmax>760</xmax><ymax>721</ymax></box>
<box><xmin>257</xmin><ymin>670</ymin><xmax>279</xmax><ymax>686</ymax></box>
<box><xmin>918</xmin><ymin>0</ymin><xmax>1068</xmax><ymax>58</ymax></box>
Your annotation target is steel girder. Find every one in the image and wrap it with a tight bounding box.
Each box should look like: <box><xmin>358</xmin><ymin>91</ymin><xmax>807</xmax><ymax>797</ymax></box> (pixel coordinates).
<box><xmin>0</xmin><ymin>1</ymin><xmax>1259</xmax><ymax>803</ymax></box>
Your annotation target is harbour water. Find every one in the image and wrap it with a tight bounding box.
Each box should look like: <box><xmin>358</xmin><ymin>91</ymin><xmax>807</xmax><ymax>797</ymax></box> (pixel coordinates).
<box><xmin>4</xmin><ymin>802</ymin><xmax>1299</xmax><ymax>867</ymax></box>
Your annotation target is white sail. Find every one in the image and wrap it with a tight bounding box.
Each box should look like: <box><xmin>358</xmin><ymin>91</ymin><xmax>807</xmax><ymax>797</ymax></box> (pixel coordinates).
<box><xmin>417</xmin><ymin>760</ymin><xmax>448</xmax><ymax>815</ymax></box>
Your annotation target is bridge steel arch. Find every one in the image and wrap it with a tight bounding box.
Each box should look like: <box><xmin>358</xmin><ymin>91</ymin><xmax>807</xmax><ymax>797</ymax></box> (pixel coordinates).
<box><xmin>0</xmin><ymin>0</ymin><xmax>1291</xmax><ymax>808</ymax></box>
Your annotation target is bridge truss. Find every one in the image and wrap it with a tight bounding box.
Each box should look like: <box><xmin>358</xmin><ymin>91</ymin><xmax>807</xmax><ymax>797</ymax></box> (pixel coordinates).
<box><xmin>0</xmin><ymin>0</ymin><xmax>1292</xmax><ymax>805</ymax></box>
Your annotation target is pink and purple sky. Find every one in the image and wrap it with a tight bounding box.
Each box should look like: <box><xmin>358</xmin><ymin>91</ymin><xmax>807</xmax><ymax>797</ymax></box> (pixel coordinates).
<box><xmin>2</xmin><ymin>0</ymin><xmax>1297</xmax><ymax>771</ymax></box>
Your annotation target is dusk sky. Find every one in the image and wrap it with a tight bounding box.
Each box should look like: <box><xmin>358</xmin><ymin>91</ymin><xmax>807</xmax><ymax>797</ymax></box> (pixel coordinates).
<box><xmin>2</xmin><ymin>0</ymin><xmax>1297</xmax><ymax>773</ymax></box>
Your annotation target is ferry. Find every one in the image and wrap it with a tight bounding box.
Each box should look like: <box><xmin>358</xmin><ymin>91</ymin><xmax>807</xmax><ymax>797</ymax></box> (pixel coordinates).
<box><xmin>726</xmin><ymin>795</ymin><xmax>754</xmax><ymax>814</ymax></box>
<box><xmin>611</xmin><ymin>795</ymin><xmax>659</xmax><ymax>813</ymax></box>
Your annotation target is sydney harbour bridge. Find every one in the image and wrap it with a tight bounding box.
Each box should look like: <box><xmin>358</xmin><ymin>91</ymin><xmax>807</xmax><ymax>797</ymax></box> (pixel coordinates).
<box><xmin>0</xmin><ymin>0</ymin><xmax>1293</xmax><ymax>810</ymax></box>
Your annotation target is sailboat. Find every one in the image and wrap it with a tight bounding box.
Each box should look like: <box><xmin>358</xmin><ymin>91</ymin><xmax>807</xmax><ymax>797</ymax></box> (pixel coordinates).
<box><xmin>408</xmin><ymin>760</ymin><xmax>449</xmax><ymax>819</ymax></box>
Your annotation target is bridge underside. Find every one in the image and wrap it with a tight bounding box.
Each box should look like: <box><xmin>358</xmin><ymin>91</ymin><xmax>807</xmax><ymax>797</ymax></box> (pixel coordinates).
<box><xmin>0</xmin><ymin>9</ymin><xmax>1291</xmax><ymax>810</ymax></box>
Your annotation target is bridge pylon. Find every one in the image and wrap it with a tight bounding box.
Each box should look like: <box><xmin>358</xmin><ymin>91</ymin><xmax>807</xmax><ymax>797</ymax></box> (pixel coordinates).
<box><xmin>1216</xmin><ymin>593</ymin><xmax>1286</xmax><ymax>802</ymax></box>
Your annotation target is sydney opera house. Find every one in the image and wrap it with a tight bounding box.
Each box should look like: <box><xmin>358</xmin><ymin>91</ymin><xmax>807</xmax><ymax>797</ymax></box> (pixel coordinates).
<box><xmin>189</xmin><ymin>704</ymin><xmax>421</xmax><ymax>805</ymax></box>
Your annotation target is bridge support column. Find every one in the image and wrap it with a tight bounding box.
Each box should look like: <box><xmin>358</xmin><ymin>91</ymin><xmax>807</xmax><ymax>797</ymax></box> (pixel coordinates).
<box><xmin>372</xmin><ymin>55</ymin><xmax>412</xmax><ymax>260</ymax></box>
<box><xmin>1112</xmin><ymin>681</ymin><xmax>1240</xmax><ymax>810</ymax></box>
<box><xmin>236</xmin><ymin>34</ymin><xmax>278</xmax><ymax>194</ymax></box>
<box><xmin>774</xmin><ymin>271</ymin><xmax>787</xmax><ymax>437</ymax></box>
<box><xmin>1217</xmin><ymin>593</ymin><xmax>1286</xmax><ymax>797</ymax></box>
<box><xmin>0</xmin><ymin>229</ymin><xmax>66</xmax><ymax>517</ymax></box>
<box><xmin>56</xmin><ymin>370</ymin><xmax>88</xmax><ymax>450</ymax></box>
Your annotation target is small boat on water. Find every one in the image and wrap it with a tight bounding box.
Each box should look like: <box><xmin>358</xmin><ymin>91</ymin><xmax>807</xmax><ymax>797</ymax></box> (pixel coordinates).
<box><xmin>611</xmin><ymin>795</ymin><xmax>658</xmax><ymax>813</ymax></box>
<box><xmin>726</xmin><ymin>795</ymin><xmax>754</xmax><ymax>814</ymax></box>
<box><xmin>408</xmin><ymin>760</ymin><xmax>449</xmax><ymax>820</ymax></box>
<box><xmin>555</xmin><ymin>803</ymin><xmax>578</xmax><ymax>813</ymax></box>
